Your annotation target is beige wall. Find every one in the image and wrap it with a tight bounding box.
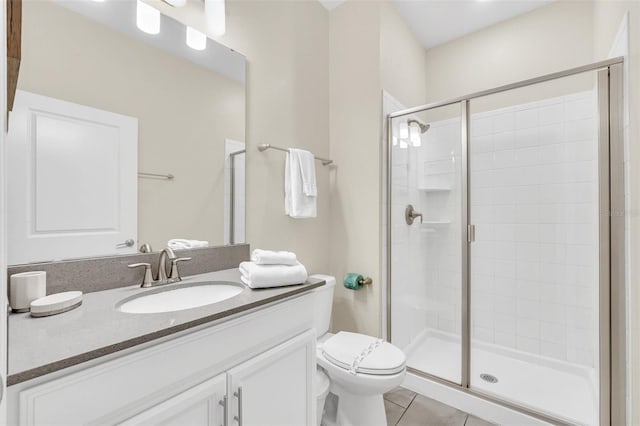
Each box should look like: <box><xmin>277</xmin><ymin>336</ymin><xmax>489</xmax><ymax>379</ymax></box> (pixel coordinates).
<box><xmin>329</xmin><ymin>1</ymin><xmax>381</xmax><ymax>337</ymax></box>
<box><xmin>379</xmin><ymin>2</ymin><xmax>428</xmax><ymax>108</ymax></box>
<box><xmin>223</xmin><ymin>1</ymin><xmax>331</xmax><ymax>275</ymax></box>
<box><xmin>18</xmin><ymin>1</ymin><xmax>245</xmax><ymax>251</ymax></box>
<box><xmin>155</xmin><ymin>0</ymin><xmax>331</xmax><ymax>274</ymax></box>
<box><xmin>328</xmin><ymin>2</ymin><xmax>428</xmax><ymax>337</ymax></box>
<box><xmin>593</xmin><ymin>1</ymin><xmax>640</xmax><ymax>423</ymax></box>
<box><xmin>423</xmin><ymin>1</ymin><xmax>594</xmax><ymax>105</ymax></box>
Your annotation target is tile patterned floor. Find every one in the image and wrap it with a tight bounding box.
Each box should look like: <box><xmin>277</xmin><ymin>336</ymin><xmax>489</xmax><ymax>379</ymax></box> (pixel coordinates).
<box><xmin>383</xmin><ymin>388</ymin><xmax>496</xmax><ymax>426</ymax></box>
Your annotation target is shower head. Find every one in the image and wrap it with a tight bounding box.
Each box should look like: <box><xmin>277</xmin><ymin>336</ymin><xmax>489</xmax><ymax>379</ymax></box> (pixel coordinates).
<box><xmin>408</xmin><ymin>119</ymin><xmax>430</xmax><ymax>133</ymax></box>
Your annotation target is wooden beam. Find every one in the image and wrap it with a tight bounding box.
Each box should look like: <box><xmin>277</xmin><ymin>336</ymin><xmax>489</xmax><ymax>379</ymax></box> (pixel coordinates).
<box><xmin>6</xmin><ymin>0</ymin><xmax>21</xmax><ymax>112</ymax></box>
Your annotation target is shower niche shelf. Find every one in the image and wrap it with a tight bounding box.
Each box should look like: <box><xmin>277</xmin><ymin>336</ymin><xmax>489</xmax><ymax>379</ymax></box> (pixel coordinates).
<box><xmin>420</xmin><ymin>220</ymin><xmax>451</xmax><ymax>229</ymax></box>
<box><xmin>418</xmin><ymin>186</ymin><xmax>451</xmax><ymax>193</ymax></box>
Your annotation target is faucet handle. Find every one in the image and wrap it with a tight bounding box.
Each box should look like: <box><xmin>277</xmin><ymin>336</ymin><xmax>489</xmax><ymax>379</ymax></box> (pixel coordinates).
<box><xmin>169</xmin><ymin>257</ymin><xmax>192</xmax><ymax>283</ymax></box>
<box><xmin>128</xmin><ymin>263</ymin><xmax>154</xmax><ymax>288</ymax></box>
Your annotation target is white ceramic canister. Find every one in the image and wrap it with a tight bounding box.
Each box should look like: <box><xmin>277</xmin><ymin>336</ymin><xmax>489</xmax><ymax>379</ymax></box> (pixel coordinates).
<box><xmin>10</xmin><ymin>271</ymin><xmax>46</xmax><ymax>312</ymax></box>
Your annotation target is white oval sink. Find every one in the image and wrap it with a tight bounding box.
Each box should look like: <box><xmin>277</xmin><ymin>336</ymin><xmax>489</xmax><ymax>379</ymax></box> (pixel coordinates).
<box><xmin>118</xmin><ymin>281</ymin><xmax>243</xmax><ymax>314</ymax></box>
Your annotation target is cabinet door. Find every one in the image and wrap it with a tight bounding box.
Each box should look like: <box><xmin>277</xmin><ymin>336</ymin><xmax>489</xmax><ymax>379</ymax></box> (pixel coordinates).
<box><xmin>227</xmin><ymin>330</ymin><xmax>315</xmax><ymax>426</ymax></box>
<box><xmin>119</xmin><ymin>374</ymin><xmax>226</xmax><ymax>426</ymax></box>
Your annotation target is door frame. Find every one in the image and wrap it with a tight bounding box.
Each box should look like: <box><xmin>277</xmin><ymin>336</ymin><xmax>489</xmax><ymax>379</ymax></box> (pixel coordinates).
<box><xmin>385</xmin><ymin>57</ymin><xmax>625</xmax><ymax>426</ymax></box>
<box><xmin>1</xmin><ymin>0</ymin><xmax>8</xmax><ymax>423</ymax></box>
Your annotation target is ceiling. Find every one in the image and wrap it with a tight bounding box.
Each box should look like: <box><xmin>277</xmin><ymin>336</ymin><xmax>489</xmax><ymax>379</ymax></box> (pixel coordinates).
<box><xmin>318</xmin><ymin>0</ymin><xmax>555</xmax><ymax>50</ymax></box>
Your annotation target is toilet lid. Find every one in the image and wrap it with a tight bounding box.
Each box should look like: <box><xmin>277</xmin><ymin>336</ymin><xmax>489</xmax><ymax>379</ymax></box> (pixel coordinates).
<box><xmin>321</xmin><ymin>331</ymin><xmax>406</xmax><ymax>375</ymax></box>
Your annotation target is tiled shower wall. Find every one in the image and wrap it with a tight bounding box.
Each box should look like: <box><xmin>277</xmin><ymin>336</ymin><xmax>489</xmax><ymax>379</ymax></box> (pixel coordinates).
<box><xmin>469</xmin><ymin>91</ymin><xmax>598</xmax><ymax>368</ymax></box>
<box><xmin>391</xmin><ymin>110</ymin><xmax>464</xmax><ymax>350</ymax></box>
<box><xmin>420</xmin><ymin>120</ymin><xmax>463</xmax><ymax>337</ymax></box>
<box><xmin>389</xmin><ymin>96</ymin><xmax>430</xmax><ymax>350</ymax></box>
<box><xmin>393</xmin><ymin>90</ymin><xmax>598</xmax><ymax>368</ymax></box>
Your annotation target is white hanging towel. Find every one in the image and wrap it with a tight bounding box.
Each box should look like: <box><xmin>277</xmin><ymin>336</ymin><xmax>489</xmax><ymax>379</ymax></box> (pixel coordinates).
<box><xmin>285</xmin><ymin>148</ymin><xmax>317</xmax><ymax>218</ymax></box>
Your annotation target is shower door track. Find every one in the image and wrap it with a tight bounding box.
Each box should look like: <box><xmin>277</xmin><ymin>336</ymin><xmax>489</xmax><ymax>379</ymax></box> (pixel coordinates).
<box><xmin>385</xmin><ymin>56</ymin><xmax>625</xmax><ymax>426</ymax></box>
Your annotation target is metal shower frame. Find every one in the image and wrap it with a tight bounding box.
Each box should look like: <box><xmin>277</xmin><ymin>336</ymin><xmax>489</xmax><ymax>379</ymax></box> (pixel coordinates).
<box><xmin>385</xmin><ymin>57</ymin><xmax>625</xmax><ymax>426</ymax></box>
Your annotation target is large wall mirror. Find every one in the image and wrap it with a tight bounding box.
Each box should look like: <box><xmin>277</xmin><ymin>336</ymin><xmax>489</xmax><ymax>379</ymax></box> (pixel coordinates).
<box><xmin>6</xmin><ymin>0</ymin><xmax>246</xmax><ymax>265</ymax></box>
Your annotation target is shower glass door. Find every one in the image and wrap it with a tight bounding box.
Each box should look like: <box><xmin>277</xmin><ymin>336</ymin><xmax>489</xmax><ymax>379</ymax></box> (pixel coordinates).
<box><xmin>468</xmin><ymin>71</ymin><xmax>602</xmax><ymax>425</ymax></box>
<box><xmin>388</xmin><ymin>60</ymin><xmax>621</xmax><ymax>426</ymax></box>
<box><xmin>389</xmin><ymin>102</ymin><xmax>464</xmax><ymax>384</ymax></box>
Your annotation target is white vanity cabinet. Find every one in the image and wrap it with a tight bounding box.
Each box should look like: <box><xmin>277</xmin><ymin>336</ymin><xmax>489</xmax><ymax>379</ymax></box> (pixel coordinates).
<box><xmin>8</xmin><ymin>293</ymin><xmax>316</xmax><ymax>426</ymax></box>
<box><xmin>121</xmin><ymin>332</ymin><xmax>314</xmax><ymax>426</ymax></box>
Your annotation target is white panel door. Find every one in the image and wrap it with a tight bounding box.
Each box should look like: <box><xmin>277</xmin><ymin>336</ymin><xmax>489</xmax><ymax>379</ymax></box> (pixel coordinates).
<box><xmin>7</xmin><ymin>90</ymin><xmax>137</xmax><ymax>263</ymax></box>
<box><xmin>119</xmin><ymin>374</ymin><xmax>227</xmax><ymax>426</ymax></box>
<box><xmin>227</xmin><ymin>330</ymin><xmax>315</xmax><ymax>426</ymax></box>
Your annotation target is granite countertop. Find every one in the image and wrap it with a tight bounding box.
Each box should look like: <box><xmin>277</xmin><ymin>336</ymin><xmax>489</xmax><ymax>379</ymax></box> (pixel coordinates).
<box><xmin>8</xmin><ymin>268</ymin><xmax>324</xmax><ymax>385</ymax></box>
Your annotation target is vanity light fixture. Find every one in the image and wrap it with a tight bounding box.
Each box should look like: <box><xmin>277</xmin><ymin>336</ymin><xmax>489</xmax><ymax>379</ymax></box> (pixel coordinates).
<box><xmin>136</xmin><ymin>0</ymin><xmax>161</xmax><ymax>35</ymax></box>
<box><xmin>186</xmin><ymin>27</ymin><xmax>207</xmax><ymax>50</ymax></box>
<box><xmin>205</xmin><ymin>0</ymin><xmax>226</xmax><ymax>36</ymax></box>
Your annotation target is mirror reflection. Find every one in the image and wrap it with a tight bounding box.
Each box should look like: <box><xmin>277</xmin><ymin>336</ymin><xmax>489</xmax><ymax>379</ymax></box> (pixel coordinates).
<box><xmin>7</xmin><ymin>0</ymin><xmax>246</xmax><ymax>265</ymax></box>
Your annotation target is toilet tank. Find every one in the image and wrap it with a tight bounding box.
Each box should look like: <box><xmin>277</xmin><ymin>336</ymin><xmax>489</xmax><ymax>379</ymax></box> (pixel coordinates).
<box><xmin>309</xmin><ymin>274</ymin><xmax>336</xmax><ymax>337</ymax></box>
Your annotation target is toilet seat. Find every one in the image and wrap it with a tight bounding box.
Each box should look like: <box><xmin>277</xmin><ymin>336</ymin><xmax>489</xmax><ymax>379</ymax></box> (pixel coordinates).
<box><xmin>321</xmin><ymin>331</ymin><xmax>406</xmax><ymax>375</ymax></box>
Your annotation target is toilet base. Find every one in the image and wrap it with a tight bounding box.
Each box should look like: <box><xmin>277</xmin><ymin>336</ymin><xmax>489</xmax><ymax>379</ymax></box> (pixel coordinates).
<box><xmin>329</xmin><ymin>383</ymin><xmax>387</xmax><ymax>426</ymax></box>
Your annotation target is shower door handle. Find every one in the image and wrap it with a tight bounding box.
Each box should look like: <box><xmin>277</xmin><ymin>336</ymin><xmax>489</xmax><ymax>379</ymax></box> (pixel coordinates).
<box><xmin>467</xmin><ymin>224</ymin><xmax>476</xmax><ymax>242</ymax></box>
<box><xmin>405</xmin><ymin>205</ymin><xmax>423</xmax><ymax>225</ymax></box>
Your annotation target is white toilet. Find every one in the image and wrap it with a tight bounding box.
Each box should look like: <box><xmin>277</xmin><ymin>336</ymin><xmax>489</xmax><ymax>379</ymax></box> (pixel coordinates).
<box><xmin>311</xmin><ymin>275</ymin><xmax>406</xmax><ymax>426</ymax></box>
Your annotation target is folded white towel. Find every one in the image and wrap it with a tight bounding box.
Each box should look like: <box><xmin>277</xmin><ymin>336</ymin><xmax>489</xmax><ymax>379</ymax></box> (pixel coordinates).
<box><xmin>251</xmin><ymin>249</ymin><xmax>298</xmax><ymax>266</ymax></box>
<box><xmin>285</xmin><ymin>149</ymin><xmax>317</xmax><ymax>219</ymax></box>
<box><xmin>168</xmin><ymin>239</ymin><xmax>209</xmax><ymax>250</ymax></box>
<box><xmin>239</xmin><ymin>261</ymin><xmax>308</xmax><ymax>288</ymax></box>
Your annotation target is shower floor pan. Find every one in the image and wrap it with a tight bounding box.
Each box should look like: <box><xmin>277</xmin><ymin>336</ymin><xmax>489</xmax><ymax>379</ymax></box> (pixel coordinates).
<box><xmin>403</xmin><ymin>329</ymin><xmax>597</xmax><ymax>425</ymax></box>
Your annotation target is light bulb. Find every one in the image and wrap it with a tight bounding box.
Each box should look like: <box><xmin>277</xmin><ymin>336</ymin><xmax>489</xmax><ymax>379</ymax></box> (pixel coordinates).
<box><xmin>399</xmin><ymin>122</ymin><xmax>409</xmax><ymax>139</ymax></box>
<box><xmin>399</xmin><ymin>139</ymin><xmax>408</xmax><ymax>149</ymax></box>
<box><xmin>186</xmin><ymin>27</ymin><xmax>207</xmax><ymax>50</ymax></box>
<box><xmin>410</xmin><ymin>122</ymin><xmax>421</xmax><ymax>147</ymax></box>
<box><xmin>205</xmin><ymin>0</ymin><xmax>226</xmax><ymax>36</ymax></box>
<box><xmin>136</xmin><ymin>0</ymin><xmax>160</xmax><ymax>35</ymax></box>
<box><xmin>392</xmin><ymin>136</ymin><xmax>398</xmax><ymax>146</ymax></box>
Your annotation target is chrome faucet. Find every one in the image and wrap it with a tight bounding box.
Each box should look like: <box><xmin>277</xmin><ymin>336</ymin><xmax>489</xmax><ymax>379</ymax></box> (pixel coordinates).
<box><xmin>156</xmin><ymin>247</ymin><xmax>176</xmax><ymax>284</ymax></box>
<box><xmin>128</xmin><ymin>247</ymin><xmax>192</xmax><ymax>288</ymax></box>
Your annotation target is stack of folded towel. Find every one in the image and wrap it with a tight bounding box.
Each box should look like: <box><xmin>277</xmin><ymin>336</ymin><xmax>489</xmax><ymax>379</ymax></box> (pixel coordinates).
<box><xmin>239</xmin><ymin>249</ymin><xmax>308</xmax><ymax>289</ymax></box>
<box><xmin>168</xmin><ymin>239</ymin><xmax>209</xmax><ymax>250</ymax></box>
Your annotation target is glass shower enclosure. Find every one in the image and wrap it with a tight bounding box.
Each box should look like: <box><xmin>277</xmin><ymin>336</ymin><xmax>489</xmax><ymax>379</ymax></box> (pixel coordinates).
<box><xmin>386</xmin><ymin>58</ymin><xmax>624</xmax><ymax>426</ymax></box>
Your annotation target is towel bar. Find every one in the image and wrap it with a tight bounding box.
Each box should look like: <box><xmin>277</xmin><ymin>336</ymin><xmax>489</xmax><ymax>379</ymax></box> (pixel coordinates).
<box><xmin>138</xmin><ymin>172</ymin><xmax>174</xmax><ymax>180</ymax></box>
<box><xmin>257</xmin><ymin>144</ymin><xmax>333</xmax><ymax>166</ymax></box>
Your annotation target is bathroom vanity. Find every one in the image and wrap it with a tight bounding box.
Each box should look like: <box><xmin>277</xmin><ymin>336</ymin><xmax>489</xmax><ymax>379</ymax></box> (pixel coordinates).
<box><xmin>7</xmin><ymin>269</ymin><xmax>323</xmax><ymax>426</ymax></box>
